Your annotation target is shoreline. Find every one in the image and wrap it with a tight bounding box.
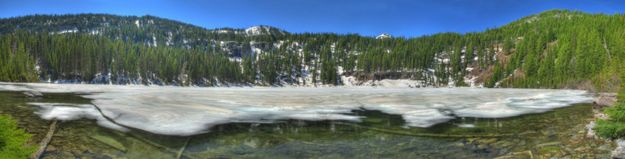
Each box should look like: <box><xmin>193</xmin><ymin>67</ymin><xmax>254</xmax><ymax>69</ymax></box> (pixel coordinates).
<box><xmin>590</xmin><ymin>93</ymin><xmax>622</xmax><ymax>158</ymax></box>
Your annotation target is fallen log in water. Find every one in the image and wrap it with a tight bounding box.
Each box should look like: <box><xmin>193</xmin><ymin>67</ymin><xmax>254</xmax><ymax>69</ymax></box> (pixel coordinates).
<box><xmin>176</xmin><ymin>137</ymin><xmax>191</xmax><ymax>159</ymax></box>
<box><xmin>31</xmin><ymin>120</ymin><xmax>58</xmax><ymax>159</ymax></box>
<box><xmin>89</xmin><ymin>103</ymin><xmax>197</xmax><ymax>159</ymax></box>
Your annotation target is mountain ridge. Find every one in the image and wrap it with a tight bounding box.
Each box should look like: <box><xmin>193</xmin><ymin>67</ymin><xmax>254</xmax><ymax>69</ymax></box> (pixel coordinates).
<box><xmin>0</xmin><ymin>10</ymin><xmax>623</xmax><ymax>91</ymax></box>
<box><xmin>0</xmin><ymin>9</ymin><xmax>618</xmax><ymax>37</ymax></box>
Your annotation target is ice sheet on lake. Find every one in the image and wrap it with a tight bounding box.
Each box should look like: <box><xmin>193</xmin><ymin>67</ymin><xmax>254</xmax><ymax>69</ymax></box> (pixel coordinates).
<box><xmin>29</xmin><ymin>103</ymin><xmax>129</xmax><ymax>131</ymax></box>
<box><xmin>0</xmin><ymin>82</ymin><xmax>593</xmax><ymax>136</ymax></box>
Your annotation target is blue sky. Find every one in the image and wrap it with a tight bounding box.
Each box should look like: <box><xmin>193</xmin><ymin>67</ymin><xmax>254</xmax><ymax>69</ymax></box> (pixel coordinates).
<box><xmin>0</xmin><ymin>0</ymin><xmax>623</xmax><ymax>37</ymax></box>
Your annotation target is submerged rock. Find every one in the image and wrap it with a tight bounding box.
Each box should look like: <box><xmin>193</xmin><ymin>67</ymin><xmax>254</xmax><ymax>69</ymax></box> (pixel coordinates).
<box><xmin>612</xmin><ymin>139</ymin><xmax>625</xmax><ymax>158</ymax></box>
<box><xmin>586</xmin><ymin>121</ymin><xmax>597</xmax><ymax>139</ymax></box>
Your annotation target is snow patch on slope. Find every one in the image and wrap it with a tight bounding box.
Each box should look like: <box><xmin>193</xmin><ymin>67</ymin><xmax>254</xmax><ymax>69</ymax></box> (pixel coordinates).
<box><xmin>55</xmin><ymin>29</ymin><xmax>78</xmax><ymax>34</ymax></box>
<box><xmin>376</xmin><ymin>33</ymin><xmax>392</xmax><ymax>39</ymax></box>
<box><xmin>135</xmin><ymin>20</ymin><xmax>141</xmax><ymax>28</ymax></box>
<box><xmin>245</xmin><ymin>26</ymin><xmax>266</xmax><ymax>36</ymax></box>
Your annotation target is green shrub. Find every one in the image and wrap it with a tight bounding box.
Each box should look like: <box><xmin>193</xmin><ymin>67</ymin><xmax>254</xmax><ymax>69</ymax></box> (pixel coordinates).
<box><xmin>604</xmin><ymin>103</ymin><xmax>625</xmax><ymax>122</ymax></box>
<box><xmin>595</xmin><ymin>119</ymin><xmax>625</xmax><ymax>139</ymax></box>
<box><xmin>0</xmin><ymin>115</ymin><xmax>35</xmax><ymax>159</ymax></box>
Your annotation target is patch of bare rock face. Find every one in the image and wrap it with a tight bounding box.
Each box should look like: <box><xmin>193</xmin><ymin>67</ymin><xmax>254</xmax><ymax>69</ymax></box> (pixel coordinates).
<box><xmin>594</xmin><ymin>93</ymin><xmax>618</xmax><ymax>107</ymax></box>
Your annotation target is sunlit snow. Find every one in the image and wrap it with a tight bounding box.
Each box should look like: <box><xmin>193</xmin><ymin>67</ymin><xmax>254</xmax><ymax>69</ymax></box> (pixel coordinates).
<box><xmin>0</xmin><ymin>82</ymin><xmax>592</xmax><ymax>136</ymax></box>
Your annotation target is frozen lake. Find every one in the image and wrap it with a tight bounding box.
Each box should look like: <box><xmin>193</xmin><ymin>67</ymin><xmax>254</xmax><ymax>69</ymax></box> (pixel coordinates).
<box><xmin>0</xmin><ymin>82</ymin><xmax>593</xmax><ymax>136</ymax></box>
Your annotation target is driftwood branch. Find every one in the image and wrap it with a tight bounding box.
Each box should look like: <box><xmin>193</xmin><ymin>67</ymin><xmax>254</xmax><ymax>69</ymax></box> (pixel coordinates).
<box><xmin>176</xmin><ymin>137</ymin><xmax>191</xmax><ymax>159</ymax></box>
<box><xmin>31</xmin><ymin>120</ymin><xmax>58</xmax><ymax>159</ymax></box>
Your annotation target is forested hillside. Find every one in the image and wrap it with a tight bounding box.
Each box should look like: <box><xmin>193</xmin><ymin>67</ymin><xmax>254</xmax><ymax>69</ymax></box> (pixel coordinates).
<box><xmin>0</xmin><ymin>10</ymin><xmax>623</xmax><ymax>91</ymax></box>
